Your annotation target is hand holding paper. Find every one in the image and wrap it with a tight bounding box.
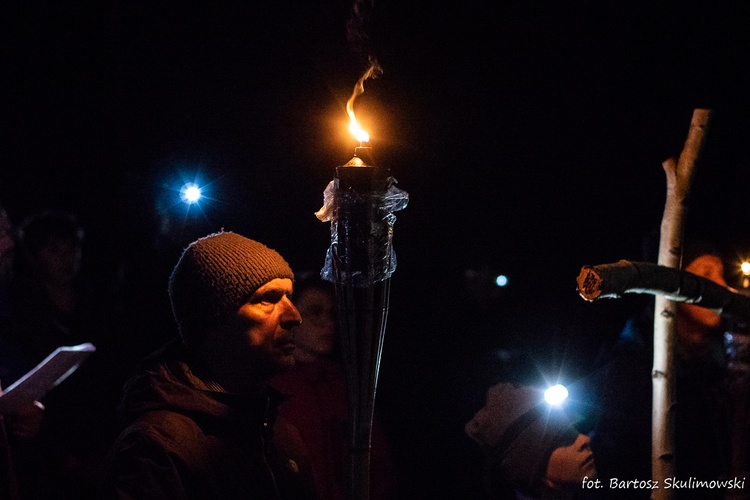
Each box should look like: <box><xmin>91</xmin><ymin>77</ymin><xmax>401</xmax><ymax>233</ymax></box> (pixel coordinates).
<box><xmin>0</xmin><ymin>343</ymin><xmax>96</xmax><ymax>414</ymax></box>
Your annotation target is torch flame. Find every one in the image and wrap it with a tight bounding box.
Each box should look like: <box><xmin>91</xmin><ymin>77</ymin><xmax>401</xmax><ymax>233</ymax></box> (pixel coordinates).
<box><xmin>348</xmin><ymin>120</ymin><xmax>370</xmax><ymax>143</ymax></box>
<box><xmin>346</xmin><ymin>59</ymin><xmax>382</xmax><ymax>144</ymax></box>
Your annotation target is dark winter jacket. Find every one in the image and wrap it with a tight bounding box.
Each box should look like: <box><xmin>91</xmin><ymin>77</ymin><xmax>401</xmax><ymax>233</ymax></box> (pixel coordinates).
<box><xmin>102</xmin><ymin>339</ymin><xmax>317</xmax><ymax>500</ymax></box>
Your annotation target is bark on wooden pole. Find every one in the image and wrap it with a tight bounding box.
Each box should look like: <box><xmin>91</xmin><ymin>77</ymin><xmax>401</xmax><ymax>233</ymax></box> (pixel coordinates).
<box><xmin>576</xmin><ymin>260</ymin><xmax>750</xmax><ymax>320</ymax></box>
<box><xmin>651</xmin><ymin>108</ymin><xmax>711</xmax><ymax>500</ymax></box>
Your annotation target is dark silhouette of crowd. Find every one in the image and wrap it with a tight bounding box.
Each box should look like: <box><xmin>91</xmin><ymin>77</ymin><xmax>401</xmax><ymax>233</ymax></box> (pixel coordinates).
<box><xmin>0</xmin><ymin>194</ymin><xmax>748</xmax><ymax>500</ymax></box>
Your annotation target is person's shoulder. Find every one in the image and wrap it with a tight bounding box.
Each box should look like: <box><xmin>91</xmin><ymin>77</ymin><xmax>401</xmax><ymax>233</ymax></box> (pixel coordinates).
<box><xmin>104</xmin><ymin>410</ymin><xmax>203</xmax><ymax>499</ymax></box>
<box><xmin>115</xmin><ymin>410</ymin><xmax>206</xmax><ymax>453</ymax></box>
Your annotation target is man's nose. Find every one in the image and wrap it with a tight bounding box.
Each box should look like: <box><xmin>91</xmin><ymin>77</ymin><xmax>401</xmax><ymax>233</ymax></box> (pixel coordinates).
<box><xmin>280</xmin><ymin>296</ymin><xmax>302</xmax><ymax>329</ymax></box>
<box><xmin>577</xmin><ymin>434</ymin><xmax>592</xmax><ymax>451</ymax></box>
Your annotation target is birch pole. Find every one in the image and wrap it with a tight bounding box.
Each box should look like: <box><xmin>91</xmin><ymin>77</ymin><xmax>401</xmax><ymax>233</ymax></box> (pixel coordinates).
<box><xmin>652</xmin><ymin>108</ymin><xmax>712</xmax><ymax>500</ymax></box>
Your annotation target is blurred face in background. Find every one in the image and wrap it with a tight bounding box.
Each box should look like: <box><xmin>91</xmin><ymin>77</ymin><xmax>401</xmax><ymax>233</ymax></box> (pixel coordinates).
<box><xmin>679</xmin><ymin>254</ymin><xmax>726</xmax><ymax>331</ymax></box>
<box><xmin>292</xmin><ymin>286</ymin><xmax>337</xmax><ymax>363</ymax></box>
<box><xmin>31</xmin><ymin>235</ymin><xmax>81</xmax><ymax>286</ymax></box>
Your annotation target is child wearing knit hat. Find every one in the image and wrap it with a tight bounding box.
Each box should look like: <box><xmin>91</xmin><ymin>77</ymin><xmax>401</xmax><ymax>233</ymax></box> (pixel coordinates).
<box><xmin>465</xmin><ymin>382</ymin><xmax>597</xmax><ymax>499</ymax></box>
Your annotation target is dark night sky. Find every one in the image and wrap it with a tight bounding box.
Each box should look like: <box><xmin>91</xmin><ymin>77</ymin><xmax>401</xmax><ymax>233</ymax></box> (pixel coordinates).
<box><xmin>2</xmin><ymin>2</ymin><xmax>750</xmax><ymax>495</ymax></box>
<box><xmin>3</xmin><ymin>2</ymin><xmax>748</xmax><ymax>330</ymax></box>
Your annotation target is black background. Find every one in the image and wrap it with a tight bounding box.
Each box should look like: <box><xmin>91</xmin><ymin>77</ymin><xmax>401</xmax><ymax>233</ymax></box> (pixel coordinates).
<box><xmin>3</xmin><ymin>2</ymin><xmax>750</xmax><ymax>497</ymax></box>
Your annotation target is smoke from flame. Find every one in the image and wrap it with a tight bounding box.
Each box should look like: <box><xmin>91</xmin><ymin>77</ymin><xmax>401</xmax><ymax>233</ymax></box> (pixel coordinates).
<box><xmin>346</xmin><ymin>59</ymin><xmax>382</xmax><ymax>143</ymax></box>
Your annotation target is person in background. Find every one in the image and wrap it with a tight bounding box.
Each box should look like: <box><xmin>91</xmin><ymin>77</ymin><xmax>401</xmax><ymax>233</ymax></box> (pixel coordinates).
<box><xmin>102</xmin><ymin>231</ymin><xmax>316</xmax><ymax>499</ymax></box>
<box><xmin>0</xmin><ymin>204</ymin><xmax>29</xmax><ymax>386</ymax></box>
<box><xmin>0</xmin><ymin>203</ymin><xmax>44</xmax><ymax>500</ymax></box>
<box><xmin>465</xmin><ymin>381</ymin><xmax>597</xmax><ymax>499</ymax></box>
<box><xmin>13</xmin><ymin>210</ymin><xmax>100</xmax><ymax>360</ymax></box>
<box><xmin>271</xmin><ymin>272</ymin><xmax>396</xmax><ymax>499</ymax></box>
<box><xmin>10</xmin><ymin>209</ymin><xmax>120</xmax><ymax>499</ymax></box>
<box><xmin>590</xmin><ymin>241</ymin><xmax>732</xmax><ymax>499</ymax></box>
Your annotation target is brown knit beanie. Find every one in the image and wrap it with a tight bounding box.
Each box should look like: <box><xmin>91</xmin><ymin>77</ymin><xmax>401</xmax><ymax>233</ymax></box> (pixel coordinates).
<box><xmin>168</xmin><ymin>231</ymin><xmax>294</xmax><ymax>346</ymax></box>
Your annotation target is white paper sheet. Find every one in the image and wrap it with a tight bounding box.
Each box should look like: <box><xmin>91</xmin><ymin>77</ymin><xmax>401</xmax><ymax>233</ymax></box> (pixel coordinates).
<box><xmin>0</xmin><ymin>343</ymin><xmax>96</xmax><ymax>414</ymax></box>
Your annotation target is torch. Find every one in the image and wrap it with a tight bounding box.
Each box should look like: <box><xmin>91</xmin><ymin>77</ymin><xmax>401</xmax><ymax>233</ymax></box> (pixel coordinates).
<box><xmin>316</xmin><ymin>68</ymin><xmax>408</xmax><ymax>500</ymax></box>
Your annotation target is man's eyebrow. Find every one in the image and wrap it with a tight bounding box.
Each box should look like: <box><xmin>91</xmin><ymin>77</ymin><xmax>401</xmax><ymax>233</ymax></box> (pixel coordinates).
<box><xmin>252</xmin><ymin>286</ymin><xmax>291</xmax><ymax>301</ymax></box>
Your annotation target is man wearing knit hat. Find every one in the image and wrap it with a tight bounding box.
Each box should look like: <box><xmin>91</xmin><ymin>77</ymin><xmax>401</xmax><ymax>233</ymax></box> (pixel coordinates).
<box><xmin>465</xmin><ymin>382</ymin><xmax>597</xmax><ymax>499</ymax></box>
<box><xmin>103</xmin><ymin>231</ymin><xmax>317</xmax><ymax>499</ymax></box>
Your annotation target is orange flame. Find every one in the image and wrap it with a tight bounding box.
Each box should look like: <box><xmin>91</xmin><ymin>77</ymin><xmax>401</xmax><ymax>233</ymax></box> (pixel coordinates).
<box><xmin>346</xmin><ymin>60</ymin><xmax>382</xmax><ymax>143</ymax></box>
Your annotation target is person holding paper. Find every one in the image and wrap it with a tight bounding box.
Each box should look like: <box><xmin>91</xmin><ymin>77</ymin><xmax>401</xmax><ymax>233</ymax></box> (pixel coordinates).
<box><xmin>0</xmin><ymin>203</ymin><xmax>44</xmax><ymax>500</ymax></box>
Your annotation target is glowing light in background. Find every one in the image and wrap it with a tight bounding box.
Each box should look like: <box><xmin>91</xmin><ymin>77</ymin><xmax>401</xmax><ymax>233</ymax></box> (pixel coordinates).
<box><xmin>544</xmin><ymin>384</ymin><xmax>569</xmax><ymax>406</ymax></box>
<box><xmin>495</xmin><ymin>274</ymin><xmax>508</xmax><ymax>287</ymax></box>
<box><xmin>154</xmin><ymin>169</ymin><xmax>219</xmax><ymax>242</ymax></box>
<box><xmin>741</xmin><ymin>261</ymin><xmax>750</xmax><ymax>289</ymax></box>
<box><xmin>180</xmin><ymin>183</ymin><xmax>202</xmax><ymax>204</ymax></box>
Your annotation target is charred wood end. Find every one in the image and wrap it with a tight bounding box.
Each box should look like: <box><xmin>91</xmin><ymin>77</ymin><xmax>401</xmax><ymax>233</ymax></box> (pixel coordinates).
<box><xmin>577</xmin><ymin>267</ymin><xmax>602</xmax><ymax>301</ymax></box>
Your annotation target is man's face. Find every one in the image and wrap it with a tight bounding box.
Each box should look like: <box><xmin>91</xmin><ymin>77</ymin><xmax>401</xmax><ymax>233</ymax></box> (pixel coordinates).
<box><xmin>544</xmin><ymin>433</ymin><xmax>597</xmax><ymax>487</ymax></box>
<box><xmin>219</xmin><ymin>278</ymin><xmax>302</xmax><ymax>379</ymax></box>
